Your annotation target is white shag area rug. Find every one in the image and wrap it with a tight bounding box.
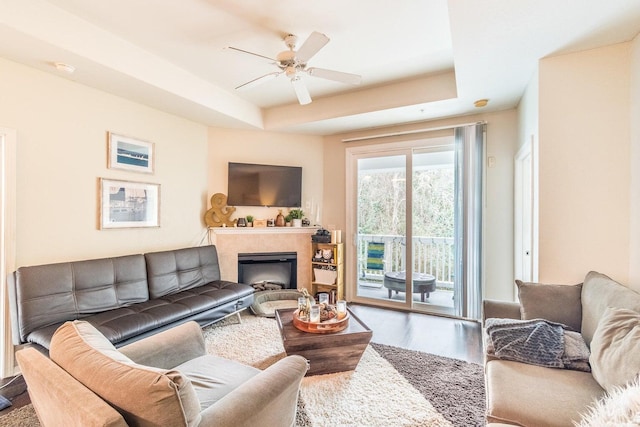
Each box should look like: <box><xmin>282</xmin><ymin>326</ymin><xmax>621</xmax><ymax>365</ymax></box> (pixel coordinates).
<box><xmin>202</xmin><ymin>312</ymin><xmax>453</xmax><ymax>427</ymax></box>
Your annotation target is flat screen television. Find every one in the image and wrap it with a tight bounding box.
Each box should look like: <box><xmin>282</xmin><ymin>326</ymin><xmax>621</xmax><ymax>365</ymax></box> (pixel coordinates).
<box><xmin>227</xmin><ymin>162</ymin><xmax>302</xmax><ymax>207</ymax></box>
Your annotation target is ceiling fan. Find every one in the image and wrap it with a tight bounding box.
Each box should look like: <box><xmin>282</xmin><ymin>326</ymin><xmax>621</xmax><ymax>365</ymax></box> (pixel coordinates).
<box><xmin>227</xmin><ymin>31</ymin><xmax>362</xmax><ymax>105</ymax></box>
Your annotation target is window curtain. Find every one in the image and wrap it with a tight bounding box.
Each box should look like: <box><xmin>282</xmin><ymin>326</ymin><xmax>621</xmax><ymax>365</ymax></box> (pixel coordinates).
<box><xmin>453</xmin><ymin>123</ymin><xmax>485</xmax><ymax>320</ymax></box>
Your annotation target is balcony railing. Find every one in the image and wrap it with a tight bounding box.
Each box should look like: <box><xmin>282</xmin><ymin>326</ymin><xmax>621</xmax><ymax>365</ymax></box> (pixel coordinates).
<box><xmin>358</xmin><ymin>234</ymin><xmax>454</xmax><ymax>289</ymax></box>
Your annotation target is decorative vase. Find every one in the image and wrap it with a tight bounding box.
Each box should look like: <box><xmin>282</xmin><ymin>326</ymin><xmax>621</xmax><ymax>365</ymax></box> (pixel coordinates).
<box><xmin>275</xmin><ymin>210</ymin><xmax>285</xmax><ymax>227</ymax></box>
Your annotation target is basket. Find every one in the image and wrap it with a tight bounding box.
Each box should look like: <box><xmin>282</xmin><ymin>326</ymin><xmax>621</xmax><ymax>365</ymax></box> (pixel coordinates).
<box><xmin>313</xmin><ymin>268</ymin><xmax>337</xmax><ymax>285</ymax></box>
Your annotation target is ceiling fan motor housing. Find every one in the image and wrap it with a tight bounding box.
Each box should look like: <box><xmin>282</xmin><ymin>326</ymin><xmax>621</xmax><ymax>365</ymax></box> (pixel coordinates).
<box><xmin>277</xmin><ymin>49</ymin><xmax>296</xmax><ymax>67</ymax></box>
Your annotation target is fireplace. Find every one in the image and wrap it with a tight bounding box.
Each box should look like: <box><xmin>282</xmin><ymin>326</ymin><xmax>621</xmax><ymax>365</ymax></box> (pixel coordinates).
<box><xmin>238</xmin><ymin>252</ymin><xmax>297</xmax><ymax>291</ymax></box>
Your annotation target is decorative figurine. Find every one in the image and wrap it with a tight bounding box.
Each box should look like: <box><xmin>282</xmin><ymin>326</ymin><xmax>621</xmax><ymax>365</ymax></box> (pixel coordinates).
<box><xmin>203</xmin><ymin>193</ymin><xmax>237</xmax><ymax>227</ymax></box>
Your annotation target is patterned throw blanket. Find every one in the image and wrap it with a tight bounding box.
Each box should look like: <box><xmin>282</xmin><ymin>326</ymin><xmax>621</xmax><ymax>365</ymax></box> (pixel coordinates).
<box><xmin>485</xmin><ymin>318</ymin><xmax>591</xmax><ymax>372</ymax></box>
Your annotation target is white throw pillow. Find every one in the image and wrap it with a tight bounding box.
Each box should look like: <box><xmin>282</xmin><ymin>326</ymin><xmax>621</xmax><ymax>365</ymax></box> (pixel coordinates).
<box><xmin>578</xmin><ymin>375</ymin><xmax>640</xmax><ymax>426</ymax></box>
<box><xmin>589</xmin><ymin>307</ymin><xmax>640</xmax><ymax>391</ymax></box>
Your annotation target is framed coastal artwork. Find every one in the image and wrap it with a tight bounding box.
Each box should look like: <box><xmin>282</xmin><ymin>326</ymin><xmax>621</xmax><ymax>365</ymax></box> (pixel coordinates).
<box><xmin>107</xmin><ymin>132</ymin><xmax>154</xmax><ymax>173</ymax></box>
<box><xmin>100</xmin><ymin>178</ymin><xmax>160</xmax><ymax>229</ymax></box>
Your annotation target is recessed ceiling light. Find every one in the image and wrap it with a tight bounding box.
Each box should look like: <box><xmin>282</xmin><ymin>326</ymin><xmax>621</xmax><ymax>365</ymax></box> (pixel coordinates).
<box><xmin>474</xmin><ymin>99</ymin><xmax>488</xmax><ymax>108</ymax></box>
<box><xmin>53</xmin><ymin>62</ymin><xmax>75</xmax><ymax>74</ymax></box>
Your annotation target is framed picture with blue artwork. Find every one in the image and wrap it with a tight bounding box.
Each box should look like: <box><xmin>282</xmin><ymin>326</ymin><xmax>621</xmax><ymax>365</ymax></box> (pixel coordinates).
<box><xmin>100</xmin><ymin>178</ymin><xmax>160</xmax><ymax>229</ymax></box>
<box><xmin>108</xmin><ymin>132</ymin><xmax>154</xmax><ymax>174</ymax></box>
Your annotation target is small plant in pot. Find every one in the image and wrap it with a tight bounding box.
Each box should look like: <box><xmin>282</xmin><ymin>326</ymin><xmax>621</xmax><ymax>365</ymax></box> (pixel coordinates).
<box><xmin>245</xmin><ymin>215</ymin><xmax>254</xmax><ymax>227</ymax></box>
<box><xmin>284</xmin><ymin>213</ymin><xmax>293</xmax><ymax>227</ymax></box>
<box><xmin>289</xmin><ymin>209</ymin><xmax>304</xmax><ymax>227</ymax></box>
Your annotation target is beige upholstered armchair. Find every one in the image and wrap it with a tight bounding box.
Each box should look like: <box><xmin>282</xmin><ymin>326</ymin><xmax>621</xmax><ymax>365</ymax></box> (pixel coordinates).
<box><xmin>16</xmin><ymin>321</ymin><xmax>308</xmax><ymax>427</ymax></box>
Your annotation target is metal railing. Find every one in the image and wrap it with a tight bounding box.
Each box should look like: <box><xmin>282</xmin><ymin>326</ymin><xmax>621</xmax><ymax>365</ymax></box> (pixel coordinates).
<box><xmin>358</xmin><ymin>234</ymin><xmax>454</xmax><ymax>289</ymax></box>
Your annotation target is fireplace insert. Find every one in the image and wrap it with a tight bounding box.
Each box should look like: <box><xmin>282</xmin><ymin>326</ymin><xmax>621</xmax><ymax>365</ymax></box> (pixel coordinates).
<box><xmin>237</xmin><ymin>252</ymin><xmax>297</xmax><ymax>290</ymax></box>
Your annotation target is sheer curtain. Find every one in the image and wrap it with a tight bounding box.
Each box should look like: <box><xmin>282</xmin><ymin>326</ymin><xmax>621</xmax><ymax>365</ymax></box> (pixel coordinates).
<box><xmin>454</xmin><ymin>123</ymin><xmax>485</xmax><ymax>319</ymax></box>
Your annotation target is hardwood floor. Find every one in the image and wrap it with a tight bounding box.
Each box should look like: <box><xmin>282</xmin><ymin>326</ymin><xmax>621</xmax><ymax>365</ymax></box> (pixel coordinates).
<box><xmin>349</xmin><ymin>303</ymin><xmax>484</xmax><ymax>364</ymax></box>
<box><xmin>0</xmin><ymin>304</ymin><xmax>484</xmax><ymax>417</ymax></box>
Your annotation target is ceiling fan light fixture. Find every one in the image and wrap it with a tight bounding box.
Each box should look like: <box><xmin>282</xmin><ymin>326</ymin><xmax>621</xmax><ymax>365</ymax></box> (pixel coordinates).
<box><xmin>285</xmin><ymin>66</ymin><xmax>297</xmax><ymax>78</ymax></box>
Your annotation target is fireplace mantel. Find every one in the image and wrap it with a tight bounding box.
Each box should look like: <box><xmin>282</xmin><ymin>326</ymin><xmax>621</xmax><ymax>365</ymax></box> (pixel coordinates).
<box><xmin>210</xmin><ymin>226</ymin><xmax>319</xmax><ymax>235</ymax></box>
<box><xmin>209</xmin><ymin>227</ymin><xmax>318</xmax><ymax>290</ymax></box>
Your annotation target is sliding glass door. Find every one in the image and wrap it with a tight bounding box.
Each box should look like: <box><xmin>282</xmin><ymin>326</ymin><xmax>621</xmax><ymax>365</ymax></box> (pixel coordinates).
<box><xmin>350</xmin><ymin>144</ymin><xmax>457</xmax><ymax>316</ymax></box>
<box><xmin>347</xmin><ymin>124</ymin><xmax>484</xmax><ymax>319</ymax></box>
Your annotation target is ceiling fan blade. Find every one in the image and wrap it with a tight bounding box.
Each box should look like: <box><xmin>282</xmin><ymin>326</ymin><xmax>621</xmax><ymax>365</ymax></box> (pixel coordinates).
<box><xmin>291</xmin><ymin>77</ymin><xmax>312</xmax><ymax>105</ymax></box>
<box><xmin>225</xmin><ymin>46</ymin><xmax>277</xmax><ymax>63</ymax></box>
<box><xmin>306</xmin><ymin>67</ymin><xmax>362</xmax><ymax>85</ymax></box>
<box><xmin>295</xmin><ymin>31</ymin><xmax>330</xmax><ymax>63</ymax></box>
<box><xmin>235</xmin><ymin>71</ymin><xmax>282</xmax><ymax>90</ymax></box>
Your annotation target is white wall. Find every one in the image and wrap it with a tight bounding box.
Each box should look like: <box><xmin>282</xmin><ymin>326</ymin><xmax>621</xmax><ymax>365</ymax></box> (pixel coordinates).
<box><xmin>323</xmin><ymin>110</ymin><xmax>519</xmax><ymax>302</ymax></box>
<box><xmin>628</xmin><ymin>34</ymin><xmax>640</xmax><ymax>291</ymax></box>
<box><xmin>518</xmin><ymin>70</ymin><xmax>539</xmax><ymax>152</ymax></box>
<box><xmin>206</xmin><ymin>128</ymin><xmax>324</xmax><ymax>223</ymax></box>
<box><xmin>0</xmin><ymin>58</ymin><xmax>209</xmax><ymax>266</ymax></box>
<box><xmin>539</xmin><ymin>42</ymin><xmax>631</xmax><ymax>284</ymax></box>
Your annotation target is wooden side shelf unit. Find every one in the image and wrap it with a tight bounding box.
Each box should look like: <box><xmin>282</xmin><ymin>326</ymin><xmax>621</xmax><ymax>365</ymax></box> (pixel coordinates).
<box><xmin>311</xmin><ymin>242</ymin><xmax>344</xmax><ymax>302</ymax></box>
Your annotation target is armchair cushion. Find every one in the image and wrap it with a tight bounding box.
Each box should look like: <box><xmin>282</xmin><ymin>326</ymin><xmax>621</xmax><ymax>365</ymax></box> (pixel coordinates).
<box><xmin>50</xmin><ymin>321</ymin><xmax>202</xmax><ymax>427</ymax></box>
<box><xmin>175</xmin><ymin>355</ymin><xmax>261</xmax><ymax>409</ymax></box>
<box><xmin>516</xmin><ymin>280</ymin><xmax>583</xmax><ymax>331</ymax></box>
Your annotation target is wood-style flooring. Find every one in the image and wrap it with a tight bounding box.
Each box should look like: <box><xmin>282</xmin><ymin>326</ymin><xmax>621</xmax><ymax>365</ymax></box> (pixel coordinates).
<box><xmin>349</xmin><ymin>303</ymin><xmax>483</xmax><ymax>364</ymax></box>
<box><xmin>0</xmin><ymin>304</ymin><xmax>484</xmax><ymax>417</ymax></box>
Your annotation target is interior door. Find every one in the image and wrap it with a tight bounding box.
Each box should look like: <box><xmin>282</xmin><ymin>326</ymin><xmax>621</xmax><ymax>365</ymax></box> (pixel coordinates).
<box><xmin>515</xmin><ymin>141</ymin><xmax>534</xmax><ymax>289</ymax></box>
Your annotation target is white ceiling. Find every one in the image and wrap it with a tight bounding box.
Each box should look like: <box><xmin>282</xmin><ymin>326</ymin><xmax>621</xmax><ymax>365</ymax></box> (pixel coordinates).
<box><xmin>1</xmin><ymin>0</ymin><xmax>639</xmax><ymax>135</ymax></box>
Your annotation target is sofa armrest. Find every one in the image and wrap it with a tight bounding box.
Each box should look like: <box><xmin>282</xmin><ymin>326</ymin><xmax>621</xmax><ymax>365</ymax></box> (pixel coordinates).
<box><xmin>119</xmin><ymin>321</ymin><xmax>206</xmax><ymax>369</ymax></box>
<box><xmin>16</xmin><ymin>347</ymin><xmax>127</xmax><ymax>427</ymax></box>
<box><xmin>482</xmin><ymin>299</ymin><xmax>521</xmax><ymax>325</ymax></box>
<box><xmin>200</xmin><ymin>355</ymin><xmax>309</xmax><ymax>427</ymax></box>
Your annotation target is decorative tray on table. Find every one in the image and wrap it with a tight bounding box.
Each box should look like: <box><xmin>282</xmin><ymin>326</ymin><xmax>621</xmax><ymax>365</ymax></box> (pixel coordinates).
<box><xmin>292</xmin><ymin>306</ymin><xmax>349</xmax><ymax>334</ymax></box>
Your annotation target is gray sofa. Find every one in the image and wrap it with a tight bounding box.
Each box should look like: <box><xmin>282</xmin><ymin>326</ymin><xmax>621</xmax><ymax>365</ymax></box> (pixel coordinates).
<box><xmin>8</xmin><ymin>245</ymin><xmax>254</xmax><ymax>351</ymax></box>
<box><xmin>483</xmin><ymin>271</ymin><xmax>640</xmax><ymax>426</ymax></box>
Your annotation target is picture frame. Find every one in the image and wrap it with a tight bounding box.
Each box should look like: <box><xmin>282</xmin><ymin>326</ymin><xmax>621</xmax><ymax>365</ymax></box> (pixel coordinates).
<box><xmin>100</xmin><ymin>178</ymin><xmax>160</xmax><ymax>229</ymax></box>
<box><xmin>108</xmin><ymin>132</ymin><xmax>154</xmax><ymax>173</ymax></box>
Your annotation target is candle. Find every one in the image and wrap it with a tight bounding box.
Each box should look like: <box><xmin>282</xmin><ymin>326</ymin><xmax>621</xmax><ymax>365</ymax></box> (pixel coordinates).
<box><xmin>336</xmin><ymin>300</ymin><xmax>347</xmax><ymax>319</ymax></box>
<box><xmin>310</xmin><ymin>304</ymin><xmax>321</xmax><ymax>323</ymax></box>
<box><xmin>318</xmin><ymin>293</ymin><xmax>329</xmax><ymax>305</ymax></box>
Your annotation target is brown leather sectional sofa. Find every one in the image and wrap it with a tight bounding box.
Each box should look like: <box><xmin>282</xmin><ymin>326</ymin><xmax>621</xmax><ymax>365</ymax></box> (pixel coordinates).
<box><xmin>8</xmin><ymin>245</ymin><xmax>254</xmax><ymax>351</ymax></box>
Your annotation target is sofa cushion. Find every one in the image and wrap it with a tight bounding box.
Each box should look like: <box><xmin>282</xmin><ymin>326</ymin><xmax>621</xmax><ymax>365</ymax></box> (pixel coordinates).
<box><xmin>581</xmin><ymin>271</ymin><xmax>640</xmax><ymax>346</ymax></box>
<box><xmin>486</xmin><ymin>359</ymin><xmax>605</xmax><ymax>427</ymax></box>
<box><xmin>13</xmin><ymin>255</ymin><xmax>149</xmax><ymax>343</ymax></box>
<box><xmin>145</xmin><ymin>245</ymin><xmax>222</xmax><ymax>299</ymax></box>
<box><xmin>516</xmin><ymin>280</ymin><xmax>582</xmax><ymax>331</ymax></box>
<box><xmin>50</xmin><ymin>321</ymin><xmax>202</xmax><ymax>427</ymax></box>
<box><xmin>589</xmin><ymin>307</ymin><xmax>640</xmax><ymax>392</ymax></box>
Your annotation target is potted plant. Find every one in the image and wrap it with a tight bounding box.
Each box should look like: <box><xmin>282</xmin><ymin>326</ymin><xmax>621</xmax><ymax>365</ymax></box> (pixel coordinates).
<box><xmin>289</xmin><ymin>209</ymin><xmax>304</xmax><ymax>227</ymax></box>
<box><xmin>284</xmin><ymin>213</ymin><xmax>293</xmax><ymax>227</ymax></box>
<box><xmin>245</xmin><ymin>215</ymin><xmax>254</xmax><ymax>227</ymax></box>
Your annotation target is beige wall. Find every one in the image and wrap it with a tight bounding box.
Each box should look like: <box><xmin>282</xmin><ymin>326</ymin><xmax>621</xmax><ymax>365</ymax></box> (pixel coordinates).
<box><xmin>539</xmin><ymin>42</ymin><xmax>631</xmax><ymax>284</ymax></box>
<box><xmin>1</xmin><ymin>58</ymin><xmax>209</xmax><ymax>266</ymax></box>
<box><xmin>323</xmin><ymin>110</ymin><xmax>519</xmax><ymax>301</ymax></box>
<box><xmin>206</xmin><ymin>127</ymin><xmax>324</xmax><ymax>223</ymax></box>
<box><xmin>628</xmin><ymin>34</ymin><xmax>640</xmax><ymax>291</ymax></box>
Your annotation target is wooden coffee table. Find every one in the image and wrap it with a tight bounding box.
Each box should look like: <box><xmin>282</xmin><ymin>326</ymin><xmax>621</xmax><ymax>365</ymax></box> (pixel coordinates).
<box><xmin>275</xmin><ymin>307</ymin><xmax>372</xmax><ymax>376</ymax></box>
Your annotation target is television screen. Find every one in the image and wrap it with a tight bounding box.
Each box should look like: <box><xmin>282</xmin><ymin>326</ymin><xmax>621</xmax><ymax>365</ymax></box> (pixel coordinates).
<box><xmin>227</xmin><ymin>162</ymin><xmax>302</xmax><ymax>207</ymax></box>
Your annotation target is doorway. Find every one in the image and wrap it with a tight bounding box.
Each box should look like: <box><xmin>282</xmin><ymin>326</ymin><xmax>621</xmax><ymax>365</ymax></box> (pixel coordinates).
<box><xmin>1</xmin><ymin>128</ymin><xmax>17</xmax><ymax>377</ymax></box>
<box><xmin>352</xmin><ymin>147</ymin><xmax>456</xmax><ymax>316</ymax></box>
<box><xmin>346</xmin><ymin>124</ymin><xmax>485</xmax><ymax>320</ymax></box>
<box><xmin>514</xmin><ymin>137</ymin><xmax>537</xmax><ymax>290</ymax></box>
